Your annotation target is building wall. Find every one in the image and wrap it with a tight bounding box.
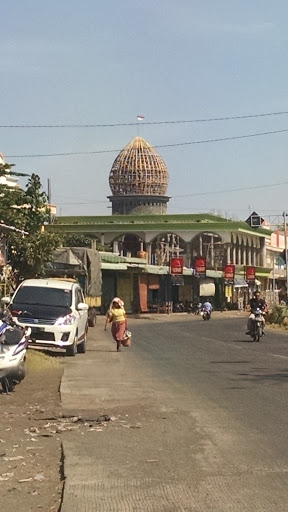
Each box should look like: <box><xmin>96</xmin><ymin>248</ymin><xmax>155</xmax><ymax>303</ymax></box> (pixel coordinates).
<box><xmin>109</xmin><ymin>196</ymin><xmax>169</xmax><ymax>215</ymax></box>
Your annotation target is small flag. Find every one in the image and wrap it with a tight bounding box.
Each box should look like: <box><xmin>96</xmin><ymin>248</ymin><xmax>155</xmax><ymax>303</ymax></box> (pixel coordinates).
<box><xmin>137</xmin><ymin>115</ymin><xmax>144</xmax><ymax>121</ymax></box>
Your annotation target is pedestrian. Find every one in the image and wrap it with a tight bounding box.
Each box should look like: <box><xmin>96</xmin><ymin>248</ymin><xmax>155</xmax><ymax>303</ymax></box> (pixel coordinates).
<box><xmin>104</xmin><ymin>297</ymin><xmax>127</xmax><ymax>352</ymax></box>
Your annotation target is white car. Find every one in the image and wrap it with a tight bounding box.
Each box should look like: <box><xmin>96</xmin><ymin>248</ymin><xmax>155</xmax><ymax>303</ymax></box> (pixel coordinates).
<box><xmin>5</xmin><ymin>278</ymin><xmax>88</xmax><ymax>356</ymax></box>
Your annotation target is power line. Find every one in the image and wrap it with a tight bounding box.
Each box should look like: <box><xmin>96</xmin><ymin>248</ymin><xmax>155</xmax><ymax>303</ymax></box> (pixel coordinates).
<box><xmin>55</xmin><ymin>180</ymin><xmax>288</xmax><ymax>206</ymax></box>
<box><xmin>1</xmin><ymin>110</ymin><xmax>288</xmax><ymax>128</ymax></box>
<box><xmin>7</xmin><ymin>127</ymin><xmax>288</xmax><ymax>159</ymax></box>
<box><xmin>172</xmin><ymin>180</ymin><xmax>288</xmax><ymax>198</ymax></box>
<box><xmin>58</xmin><ymin>200</ymin><xmax>109</xmax><ymax>205</ymax></box>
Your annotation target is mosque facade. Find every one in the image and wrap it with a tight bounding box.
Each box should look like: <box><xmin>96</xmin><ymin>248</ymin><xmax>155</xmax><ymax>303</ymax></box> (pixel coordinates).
<box><xmin>47</xmin><ymin>136</ymin><xmax>279</xmax><ymax>312</ymax></box>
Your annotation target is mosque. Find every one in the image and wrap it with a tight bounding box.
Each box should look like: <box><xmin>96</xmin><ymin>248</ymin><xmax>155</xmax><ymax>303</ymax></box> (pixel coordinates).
<box><xmin>48</xmin><ymin>136</ymin><xmax>274</xmax><ymax>312</ymax></box>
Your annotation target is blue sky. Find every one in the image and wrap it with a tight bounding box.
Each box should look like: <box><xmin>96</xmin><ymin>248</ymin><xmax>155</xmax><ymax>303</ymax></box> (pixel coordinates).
<box><xmin>1</xmin><ymin>0</ymin><xmax>288</xmax><ymax>223</ymax></box>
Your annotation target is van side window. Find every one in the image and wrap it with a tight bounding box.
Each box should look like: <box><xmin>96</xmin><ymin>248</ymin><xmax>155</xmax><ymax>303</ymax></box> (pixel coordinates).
<box><xmin>75</xmin><ymin>289</ymin><xmax>84</xmax><ymax>307</ymax></box>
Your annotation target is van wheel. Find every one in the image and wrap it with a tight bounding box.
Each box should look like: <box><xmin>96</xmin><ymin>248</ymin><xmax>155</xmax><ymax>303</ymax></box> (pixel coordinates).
<box><xmin>66</xmin><ymin>333</ymin><xmax>78</xmax><ymax>357</ymax></box>
<box><xmin>77</xmin><ymin>328</ymin><xmax>87</xmax><ymax>354</ymax></box>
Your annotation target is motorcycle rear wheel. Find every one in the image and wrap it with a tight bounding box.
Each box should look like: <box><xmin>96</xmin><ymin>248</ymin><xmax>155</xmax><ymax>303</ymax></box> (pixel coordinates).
<box><xmin>255</xmin><ymin>326</ymin><xmax>261</xmax><ymax>342</ymax></box>
<box><xmin>1</xmin><ymin>378</ymin><xmax>16</xmax><ymax>394</ymax></box>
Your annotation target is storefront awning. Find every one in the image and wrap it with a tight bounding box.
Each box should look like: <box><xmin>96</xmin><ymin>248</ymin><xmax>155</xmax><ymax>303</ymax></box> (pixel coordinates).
<box><xmin>234</xmin><ymin>279</ymin><xmax>248</xmax><ymax>288</ymax></box>
<box><xmin>206</xmin><ymin>270</ymin><xmax>223</xmax><ymax>279</ymax></box>
<box><xmin>101</xmin><ymin>262</ymin><xmax>128</xmax><ymax>270</ymax></box>
<box><xmin>234</xmin><ymin>274</ymin><xmax>248</xmax><ymax>287</ymax></box>
<box><xmin>145</xmin><ymin>265</ymin><xmax>168</xmax><ymax>275</ymax></box>
<box><xmin>199</xmin><ymin>278</ymin><xmax>215</xmax><ymax>297</ymax></box>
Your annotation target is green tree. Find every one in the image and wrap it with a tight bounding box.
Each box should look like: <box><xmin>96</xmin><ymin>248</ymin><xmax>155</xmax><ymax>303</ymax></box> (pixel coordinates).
<box><xmin>1</xmin><ymin>169</ymin><xmax>59</xmax><ymax>282</ymax></box>
<box><xmin>60</xmin><ymin>233</ymin><xmax>94</xmax><ymax>248</ymax></box>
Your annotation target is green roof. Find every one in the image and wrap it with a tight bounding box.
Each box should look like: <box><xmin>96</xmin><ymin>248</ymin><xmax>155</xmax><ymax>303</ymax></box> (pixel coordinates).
<box><xmin>47</xmin><ymin>213</ymin><xmax>271</xmax><ymax>237</ymax></box>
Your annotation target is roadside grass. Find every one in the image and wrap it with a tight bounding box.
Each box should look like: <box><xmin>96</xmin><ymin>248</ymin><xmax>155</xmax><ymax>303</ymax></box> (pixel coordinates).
<box><xmin>267</xmin><ymin>305</ymin><xmax>288</xmax><ymax>329</ymax></box>
<box><xmin>26</xmin><ymin>348</ymin><xmax>62</xmax><ymax>371</ymax></box>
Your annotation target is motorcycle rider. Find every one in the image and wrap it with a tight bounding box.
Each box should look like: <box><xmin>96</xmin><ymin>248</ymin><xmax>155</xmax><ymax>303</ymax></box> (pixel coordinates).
<box><xmin>246</xmin><ymin>290</ymin><xmax>267</xmax><ymax>335</ymax></box>
<box><xmin>202</xmin><ymin>300</ymin><xmax>213</xmax><ymax>315</ymax></box>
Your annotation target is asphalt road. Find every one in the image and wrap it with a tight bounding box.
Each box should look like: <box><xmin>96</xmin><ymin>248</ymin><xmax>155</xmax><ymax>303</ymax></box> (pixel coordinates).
<box><xmin>61</xmin><ymin>313</ymin><xmax>288</xmax><ymax>512</ymax></box>
<box><xmin>134</xmin><ymin>313</ymin><xmax>288</xmax><ymax>456</ymax></box>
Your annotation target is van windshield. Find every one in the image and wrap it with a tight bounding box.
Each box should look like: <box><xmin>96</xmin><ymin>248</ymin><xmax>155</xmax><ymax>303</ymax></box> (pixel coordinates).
<box><xmin>13</xmin><ymin>286</ymin><xmax>72</xmax><ymax>308</ymax></box>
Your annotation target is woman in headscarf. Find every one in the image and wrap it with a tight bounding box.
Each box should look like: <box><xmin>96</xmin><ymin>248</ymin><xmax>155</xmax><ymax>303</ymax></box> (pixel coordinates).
<box><xmin>104</xmin><ymin>297</ymin><xmax>127</xmax><ymax>352</ymax></box>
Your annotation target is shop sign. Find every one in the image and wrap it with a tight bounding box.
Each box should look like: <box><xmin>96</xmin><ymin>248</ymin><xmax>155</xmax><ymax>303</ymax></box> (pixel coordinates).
<box><xmin>224</xmin><ymin>264</ymin><xmax>235</xmax><ymax>284</ymax></box>
<box><xmin>225</xmin><ymin>285</ymin><xmax>232</xmax><ymax>298</ymax></box>
<box><xmin>245</xmin><ymin>265</ymin><xmax>256</xmax><ymax>283</ymax></box>
<box><xmin>170</xmin><ymin>257</ymin><xmax>183</xmax><ymax>275</ymax></box>
<box><xmin>194</xmin><ymin>257</ymin><xmax>206</xmax><ymax>278</ymax></box>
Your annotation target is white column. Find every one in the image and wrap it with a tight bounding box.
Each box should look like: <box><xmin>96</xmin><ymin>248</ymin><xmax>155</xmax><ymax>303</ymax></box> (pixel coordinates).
<box><xmin>232</xmin><ymin>246</ymin><xmax>236</xmax><ymax>264</ymax></box>
<box><xmin>226</xmin><ymin>245</ymin><xmax>231</xmax><ymax>264</ymax></box>
<box><xmin>238</xmin><ymin>246</ymin><xmax>241</xmax><ymax>265</ymax></box>
<box><xmin>147</xmin><ymin>243</ymin><xmax>152</xmax><ymax>264</ymax></box>
<box><xmin>243</xmin><ymin>246</ymin><xmax>247</xmax><ymax>266</ymax></box>
<box><xmin>253</xmin><ymin>248</ymin><xmax>257</xmax><ymax>266</ymax></box>
<box><xmin>113</xmin><ymin>240</ymin><xmax>119</xmax><ymax>254</ymax></box>
<box><xmin>211</xmin><ymin>235</ymin><xmax>214</xmax><ymax>267</ymax></box>
<box><xmin>186</xmin><ymin>242</ymin><xmax>191</xmax><ymax>268</ymax></box>
<box><xmin>260</xmin><ymin>238</ymin><xmax>266</xmax><ymax>267</ymax></box>
<box><xmin>248</xmin><ymin>246</ymin><xmax>252</xmax><ymax>265</ymax></box>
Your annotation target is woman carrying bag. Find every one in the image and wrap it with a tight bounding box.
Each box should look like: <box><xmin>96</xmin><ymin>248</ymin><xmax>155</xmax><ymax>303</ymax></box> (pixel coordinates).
<box><xmin>104</xmin><ymin>297</ymin><xmax>131</xmax><ymax>352</ymax></box>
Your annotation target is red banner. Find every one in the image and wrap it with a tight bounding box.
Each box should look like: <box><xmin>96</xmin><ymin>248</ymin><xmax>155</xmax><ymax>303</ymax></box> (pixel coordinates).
<box><xmin>245</xmin><ymin>266</ymin><xmax>256</xmax><ymax>282</ymax></box>
<box><xmin>170</xmin><ymin>257</ymin><xmax>183</xmax><ymax>275</ymax></box>
<box><xmin>194</xmin><ymin>257</ymin><xmax>206</xmax><ymax>278</ymax></box>
<box><xmin>224</xmin><ymin>264</ymin><xmax>235</xmax><ymax>283</ymax></box>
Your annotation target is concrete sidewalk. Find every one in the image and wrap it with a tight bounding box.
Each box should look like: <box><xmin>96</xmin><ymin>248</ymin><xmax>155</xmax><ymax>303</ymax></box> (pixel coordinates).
<box><xmin>59</xmin><ymin>313</ymin><xmax>288</xmax><ymax>512</ymax></box>
<box><xmin>59</xmin><ymin>316</ymin><xmax>210</xmax><ymax>511</ymax></box>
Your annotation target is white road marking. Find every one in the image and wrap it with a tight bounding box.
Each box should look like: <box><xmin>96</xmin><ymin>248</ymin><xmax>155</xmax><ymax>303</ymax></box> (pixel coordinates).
<box><xmin>269</xmin><ymin>353</ymin><xmax>288</xmax><ymax>360</ymax></box>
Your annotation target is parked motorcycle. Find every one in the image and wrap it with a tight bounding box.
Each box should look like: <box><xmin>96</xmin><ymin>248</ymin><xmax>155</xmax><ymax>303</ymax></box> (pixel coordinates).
<box><xmin>174</xmin><ymin>301</ymin><xmax>194</xmax><ymax>313</ymax></box>
<box><xmin>174</xmin><ymin>301</ymin><xmax>186</xmax><ymax>313</ymax></box>
<box><xmin>193</xmin><ymin>302</ymin><xmax>202</xmax><ymax>315</ymax></box>
<box><xmin>250</xmin><ymin>308</ymin><xmax>265</xmax><ymax>342</ymax></box>
<box><xmin>201</xmin><ymin>308</ymin><xmax>211</xmax><ymax>321</ymax></box>
<box><xmin>0</xmin><ymin>313</ymin><xmax>31</xmax><ymax>394</ymax></box>
<box><xmin>185</xmin><ymin>301</ymin><xmax>193</xmax><ymax>314</ymax></box>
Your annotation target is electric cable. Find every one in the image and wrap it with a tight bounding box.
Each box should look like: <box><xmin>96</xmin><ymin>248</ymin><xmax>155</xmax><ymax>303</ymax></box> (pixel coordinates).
<box><xmin>1</xmin><ymin>109</ymin><xmax>288</xmax><ymax>128</ymax></box>
<box><xmin>6</xmin><ymin>127</ymin><xmax>288</xmax><ymax>159</ymax></box>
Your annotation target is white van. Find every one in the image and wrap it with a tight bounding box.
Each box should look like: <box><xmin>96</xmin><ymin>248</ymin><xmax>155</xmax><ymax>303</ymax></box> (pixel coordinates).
<box><xmin>5</xmin><ymin>278</ymin><xmax>89</xmax><ymax>356</ymax></box>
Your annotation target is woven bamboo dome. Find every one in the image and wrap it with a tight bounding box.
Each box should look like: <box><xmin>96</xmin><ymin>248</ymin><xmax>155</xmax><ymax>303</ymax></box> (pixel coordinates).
<box><xmin>109</xmin><ymin>136</ymin><xmax>169</xmax><ymax>196</ymax></box>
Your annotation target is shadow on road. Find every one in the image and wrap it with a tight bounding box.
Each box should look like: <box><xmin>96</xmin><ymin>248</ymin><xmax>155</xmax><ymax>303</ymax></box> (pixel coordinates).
<box><xmin>210</xmin><ymin>360</ymin><xmax>251</xmax><ymax>364</ymax></box>
<box><xmin>230</xmin><ymin>338</ymin><xmax>255</xmax><ymax>343</ymax></box>
<box><xmin>238</xmin><ymin>369</ymin><xmax>288</xmax><ymax>383</ymax></box>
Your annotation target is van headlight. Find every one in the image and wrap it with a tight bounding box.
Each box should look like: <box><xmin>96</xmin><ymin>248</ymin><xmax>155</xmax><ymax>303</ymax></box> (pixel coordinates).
<box><xmin>56</xmin><ymin>314</ymin><xmax>76</xmax><ymax>326</ymax></box>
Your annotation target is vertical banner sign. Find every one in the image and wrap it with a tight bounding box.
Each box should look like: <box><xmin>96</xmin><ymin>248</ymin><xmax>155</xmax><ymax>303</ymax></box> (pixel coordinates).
<box><xmin>194</xmin><ymin>257</ymin><xmax>206</xmax><ymax>278</ymax></box>
<box><xmin>170</xmin><ymin>257</ymin><xmax>184</xmax><ymax>275</ymax></box>
<box><xmin>224</xmin><ymin>264</ymin><xmax>235</xmax><ymax>284</ymax></box>
<box><xmin>245</xmin><ymin>266</ymin><xmax>256</xmax><ymax>283</ymax></box>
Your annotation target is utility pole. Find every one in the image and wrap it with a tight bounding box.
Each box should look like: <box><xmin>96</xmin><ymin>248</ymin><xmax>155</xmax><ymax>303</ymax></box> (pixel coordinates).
<box><xmin>283</xmin><ymin>212</ymin><xmax>288</xmax><ymax>299</ymax></box>
<box><xmin>47</xmin><ymin>178</ymin><xmax>52</xmax><ymax>224</ymax></box>
<box><xmin>272</xmin><ymin>253</ymin><xmax>275</xmax><ymax>294</ymax></box>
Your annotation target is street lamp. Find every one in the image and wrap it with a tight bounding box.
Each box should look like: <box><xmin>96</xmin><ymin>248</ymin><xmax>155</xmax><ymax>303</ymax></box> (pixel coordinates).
<box><xmin>283</xmin><ymin>212</ymin><xmax>288</xmax><ymax>300</ymax></box>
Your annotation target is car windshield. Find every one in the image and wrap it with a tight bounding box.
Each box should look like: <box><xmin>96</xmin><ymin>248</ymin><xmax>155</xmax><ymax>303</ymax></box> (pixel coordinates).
<box><xmin>13</xmin><ymin>286</ymin><xmax>72</xmax><ymax>307</ymax></box>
